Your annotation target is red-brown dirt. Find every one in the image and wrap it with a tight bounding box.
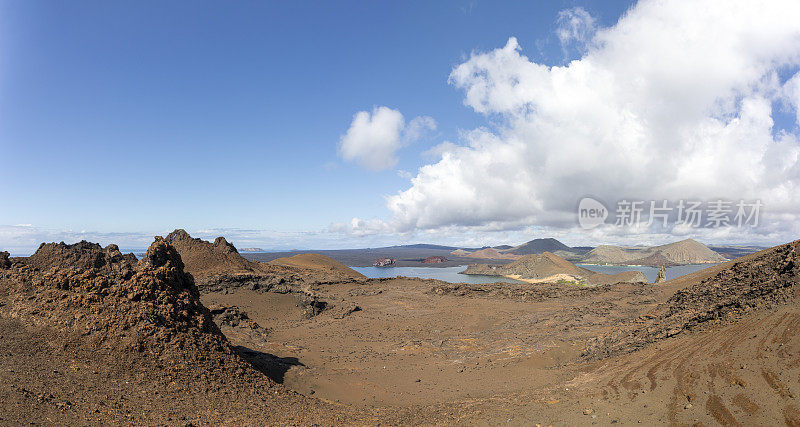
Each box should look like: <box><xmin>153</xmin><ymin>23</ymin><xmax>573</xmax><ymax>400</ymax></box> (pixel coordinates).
<box><xmin>2</xmin><ymin>235</ymin><xmax>799</xmax><ymax>425</ymax></box>
<box><xmin>0</xmin><ymin>238</ymin><xmax>357</xmax><ymax>424</ymax></box>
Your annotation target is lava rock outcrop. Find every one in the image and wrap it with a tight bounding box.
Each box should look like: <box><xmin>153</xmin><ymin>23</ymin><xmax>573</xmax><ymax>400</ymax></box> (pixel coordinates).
<box><xmin>586</xmin><ymin>240</ymin><xmax>800</xmax><ymax>359</ymax></box>
<box><xmin>0</xmin><ymin>236</ymin><xmax>260</xmax><ymax>380</ymax></box>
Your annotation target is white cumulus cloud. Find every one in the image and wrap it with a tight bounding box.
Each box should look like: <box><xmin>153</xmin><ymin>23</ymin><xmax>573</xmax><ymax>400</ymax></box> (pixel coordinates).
<box><xmin>388</xmin><ymin>0</ymin><xmax>800</xmax><ymax>241</ymax></box>
<box><xmin>339</xmin><ymin>106</ymin><xmax>436</xmax><ymax>171</ymax></box>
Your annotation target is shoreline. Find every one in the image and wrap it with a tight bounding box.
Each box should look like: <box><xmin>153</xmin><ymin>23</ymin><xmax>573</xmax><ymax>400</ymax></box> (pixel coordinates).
<box><xmin>504</xmin><ymin>273</ymin><xmax>585</xmax><ymax>285</ymax></box>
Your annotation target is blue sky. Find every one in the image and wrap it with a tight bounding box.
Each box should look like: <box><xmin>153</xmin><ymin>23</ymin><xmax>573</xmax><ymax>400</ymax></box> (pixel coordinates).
<box><xmin>2</xmin><ymin>0</ymin><xmax>799</xmax><ymax>253</ymax></box>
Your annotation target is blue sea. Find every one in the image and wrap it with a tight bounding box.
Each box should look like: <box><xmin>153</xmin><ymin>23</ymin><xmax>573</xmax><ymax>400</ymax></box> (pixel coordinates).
<box><xmin>350</xmin><ymin>266</ymin><xmax>525</xmax><ymax>284</ymax></box>
<box><xmin>352</xmin><ymin>263</ymin><xmax>719</xmax><ymax>284</ymax></box>
<box><xmin>576</xmin><ymin>263</ymin><xmax>718</xmax><ymax>283</ymax></box>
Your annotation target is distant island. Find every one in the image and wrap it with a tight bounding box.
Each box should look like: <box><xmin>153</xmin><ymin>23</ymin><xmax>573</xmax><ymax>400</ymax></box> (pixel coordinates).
<box><xmin>580</xmin><ymin>238</ymin><xmax>727</xmax><ymax>267</ymax></box>
<box><xmin>462</xmin><ymin>251</ymin><xmax>648</xmax><ymax>285</ymax></box>
<box><xmin>452</xmin><ymin>238</ymin><xmax>728</xmax><ymax>267</ymax></box>
<box><xmin>239</xmin><ymin>248</ymin><xmax>264</xmax><ymax>252</ymax></box>
<box><xmin>240</xmin><ymin>237</ymin><xmax>752</xmax><ymax>268</ymax></box>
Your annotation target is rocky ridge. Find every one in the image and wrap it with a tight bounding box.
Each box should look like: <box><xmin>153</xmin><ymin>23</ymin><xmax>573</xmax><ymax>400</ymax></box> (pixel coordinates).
<box><xmin>163</xmin><ymin>229</ymin><xmax>368</xmax><ymax>319</ymax></box>
<box><xmin>0</xmin><ymin>237</ymin><xmax>355</xmax><ymax>424</ymax></box>
<box><xmin>1</xmin><ymin>238</ymin><xmax>245</xmax><ymax>373</ymax></box>
<box><xmin>585</xmin><ymin>240</ymin><xmax>800</xmax><ymax>358</ymax></box>
<box><xmin>164</xmin><ymin>229</ymin><xmax>365</xmax><ymax>292</ymax></box>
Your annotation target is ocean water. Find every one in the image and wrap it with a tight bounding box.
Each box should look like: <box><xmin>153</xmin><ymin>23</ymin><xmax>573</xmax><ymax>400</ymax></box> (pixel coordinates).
<box><xmin>577</xmin><ymin>263</ymin><xmax>719</xmax><ymax>283</ymax></box>
<box><xmin>350</xmin><ymin>266</ymin><xmax>525</xmax><ymax>284</ymax></box>
<box><xmin>352</xmin><ymin>263</ymin><xmax>720</xmax><ymax>284</ymax></box>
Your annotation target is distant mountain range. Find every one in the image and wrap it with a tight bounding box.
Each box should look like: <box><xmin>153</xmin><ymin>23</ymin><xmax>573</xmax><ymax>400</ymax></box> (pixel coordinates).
<box><xmin>581</xmin><ymin>239</ymin><xmax>728</xmax><ymax>267</ymax></box>
<box><xmin>386</xmin><ymin>244</ymin><xmax>460</xmax><ymax>250</ymax></box>
<box><xmin>240</xmin><ymin>238</ymin><xmax>755</xmax><ymax>268</ymax></box>
<box><xmin>451</xmin><ymin>238</ymin><xmax>729</xmax><ymax>267</ymax></box>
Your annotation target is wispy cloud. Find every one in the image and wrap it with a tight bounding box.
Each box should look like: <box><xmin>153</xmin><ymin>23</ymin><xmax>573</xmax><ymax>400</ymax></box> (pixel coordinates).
<box><xmin>555</xmin><ymin>7</ymin><xmax>597</xmax><ymax>58</ymax></box>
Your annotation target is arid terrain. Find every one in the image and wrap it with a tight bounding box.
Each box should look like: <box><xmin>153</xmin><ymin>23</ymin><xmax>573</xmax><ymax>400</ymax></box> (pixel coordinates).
<box><xmin>243</xmin><ymin>238</ymin><xmax>736</xmax><ymax>269</ymax></box>
<box><xmin>462</xmin><ymin>251</ymin><xmax>649</xmax><ymax>285</ymax></box>
<box><xmin>1</xmin><ymin>231</ymin><xmax>798</xmax><ymax>425</ymax></box>
<box><xmin>581</xmin><ymin>238</ymin><xmax>729</xmax><ymax>267</ymax></box>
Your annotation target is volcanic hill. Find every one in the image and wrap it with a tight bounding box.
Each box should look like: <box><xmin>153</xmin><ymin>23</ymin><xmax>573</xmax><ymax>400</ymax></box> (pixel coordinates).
<box><xmin>456</xmin><ymin>247</ymin><xmax>521</xmax><ymax>260</ymax></box>
<box><xmin>451</xmin><ymin>238</ymin><xmax>589</xmax><ymax>261</ymax></box>
<box><xmin>268</xmin><ymin>253</ymin><xmax>365</xmax><ymax>281</ymax></box>
<box><xmin>582</xmin><ymin>238</ymin><xmax>727</xmax><ymax>267</ymax></box>
<box><xmin>463</xmin><ymin>251</ymin><xmax>648</xmax><ymax>285</ymax></box>
<box><xmin>504</xmin><ymin>238</ymin><xmax>571</xmax><ymax>255</ymax></box>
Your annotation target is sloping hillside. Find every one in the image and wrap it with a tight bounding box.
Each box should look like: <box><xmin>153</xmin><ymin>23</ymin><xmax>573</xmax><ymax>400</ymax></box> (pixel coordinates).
<box><xmin>503</xmin><ymin>238</ymin><xmax>571</xmax><ymax>255</ymax></box>
<box><xmin>582</xmin><ymin>244</ymin><xmax>642</xmax><ymax>264</ymax></box>
<box><xmin>586</xmin><ymin>239</ymin><xmax>799</xmax><ymax>358</ymax></box>
<box><xmin>657</xmin><ymin>238</ymin><xmax>728</xmax><ymax>264</ymax></box>
<box><xmin>269</xmin><ymin>253</ymin><xmax>365</xmax><ymax>280</ymax></box>
<box><xmin>568</xmin><ymin>240</ymin><xmax>800</xmax><ymax>425</ymax></box>
<box><xmin>582</xmin><ymin>238</ymin><xmax>727</xmax><ymax>267</ymax></box>
<box><xmin>450</xmin><ymin>249</ymin><xmax>471</xmax><ymax>256</ymax></box>
<box><xmin>463</xmin><ymin>252</ymin><xmax>648</xmax><ymax>285</ymax></box>
<box><xmin>465</xmin><ymin>248</ymin><xmax>521</xmax><ymax>260</ymax></box>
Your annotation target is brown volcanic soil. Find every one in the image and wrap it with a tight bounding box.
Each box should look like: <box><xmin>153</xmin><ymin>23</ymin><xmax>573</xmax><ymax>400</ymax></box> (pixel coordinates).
<box><xmin>3</xmin><ymin>235</ymin><xmax>800</xmax><ymax>425</ymax></box>
<box><xmin>269</xmin><ymin>253</ymin><xmax>366</xmax><ymax>281</ymax></box>
<box><xmin>0</xmin><ymin>238</ymin><xmax>356</xmax><ymax>425</ymax></box>
<box><xmin>201</xmin><ymin>278</ymin><xmax>657</xmax><ymax>411</ymax></box>
<box><xmin>202</xmin><ymin>240</ymin><xmax>800</xmax><ymax>425</ymax></box>
<box><xmin>587</xmin><ymin>239</ymin><xmax>800</xmax><ymax>358</ymax></box>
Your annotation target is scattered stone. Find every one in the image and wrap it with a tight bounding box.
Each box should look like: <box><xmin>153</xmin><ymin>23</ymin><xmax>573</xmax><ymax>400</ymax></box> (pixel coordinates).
<box><xmin>208</xmin><ymin>305</ymin><xmax>261</xmax><ymax>329</ymax></box>
<box><xmin>330</xmin><ymin>305</ymin><xmax>361</xmax><ymax>319</ymax></box>
<box><xmin>297</xmin><ymin>292</ymin><xmax>327</xmax><ymax>318</ymax></box>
